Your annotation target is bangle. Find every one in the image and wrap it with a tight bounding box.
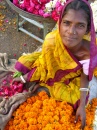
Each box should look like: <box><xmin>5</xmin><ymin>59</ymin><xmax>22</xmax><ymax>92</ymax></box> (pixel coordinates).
<box><xmin>79</xmin><ymin>88</ymin><xmax>89</xmax><ymax>92</ymax></box>
<box><xmin>20</xmin><ymin>75</ymin><xmax>26</xmax><ymax>83</ymax></box>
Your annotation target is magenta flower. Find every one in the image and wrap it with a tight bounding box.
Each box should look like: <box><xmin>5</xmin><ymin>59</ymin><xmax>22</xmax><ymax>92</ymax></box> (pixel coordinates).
<box><xmin>19</xmin><ymin>3</ymin><xmax>25</xmax><ymax>10</ymax></box>
<box><xmin>33</xmin><ymin>9</ymin><xmax>39</xmax><ymax>15</ymax></box>
<box><xmin>39</xmin><ymin>9</ymin><xmax>44</xmax><ymax>16</ymax></box>
<box><xmin>24</xmin><ymin>0</ymin><xmax>30</xmax><ymax>8</ymax></box>
<box><xmin>13</xmin><ymin>0</ymin><xmax>18</xmax><ymax>5</ymax></box>
<box><xmin>27</xmin><ymin>7</ymin><xmax>34</xmax><ymax>13</ymax></box>
<box><xmin>57</xmin><ymin>5</ymin><xmax>63</xmax><ymax>12</ymax></box>
<box><xmin>40</xmin><ymin>0</ymin><xmax>50</xmax><ymax>4</ymax></box>
<box><xmin>30</xmin><ymin>0</ymin><xmax>35</xmax><ymax>8</ymax></box>
<box><xmin>0</xmin><ymin>79</ymin><xmax>27</xmax><ymax>97</ymax></box>
<box><xmin>52</xmin><ymin>10</ymin><xmax>59</xmax><ymax>21</ymax></box>
<box><xmin>2</xmin><ymin>80</ymin><xmax>7</xmax><ymax>85</ymax></box>
<box><xmin>35</xmin><ymin>4</ymin><xmax>41</xmax><ymax>10</ymax></box>
<box><xmin>43</xmin><ymin>13</ymin><xmax>51</xmax><ymax>18</ymax></box>
<box><xmin>55</xmin><ymin>1</ymin><xmax>61</xmax><ymax>8</ymax></box>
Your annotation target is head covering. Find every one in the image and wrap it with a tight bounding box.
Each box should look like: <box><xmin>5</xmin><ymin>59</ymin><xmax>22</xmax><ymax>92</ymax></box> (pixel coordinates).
<box><xmin>59</xmin><ymin>0</ymin><xmax>97</xmax><ymax>80</ymax></box>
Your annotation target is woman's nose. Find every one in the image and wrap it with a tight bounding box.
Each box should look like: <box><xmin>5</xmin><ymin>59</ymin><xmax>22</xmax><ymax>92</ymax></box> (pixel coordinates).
<box><xmin>69</xmin><ymin>25</ymin><xmax>76</xmax><ymax>35</ymax></box>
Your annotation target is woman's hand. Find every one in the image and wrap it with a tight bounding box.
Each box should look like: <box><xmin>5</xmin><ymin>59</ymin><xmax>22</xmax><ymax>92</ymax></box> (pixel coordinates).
<box><xmin>12</xmin><ymin>77</ymin><xmax>24</xmax><ymax>84</ymax></box>
<box><xmin>75</xmin><ymin>105</ymin><xmax>86</xmax><ymax>130</ymax></box>
<box><xmin>12</xmin><ymin>74</ymin><xmax>28</xmax><ymax>84</ymax></box>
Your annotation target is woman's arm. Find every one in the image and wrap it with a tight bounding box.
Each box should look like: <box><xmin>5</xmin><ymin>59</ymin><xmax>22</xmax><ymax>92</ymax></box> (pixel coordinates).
<box><xmin>75</xmin><ymin>72</ymin><xmax>89</xmax><ymax>130</ymax></box>
<box><xmin>80</xmin><ymin>72</ymin><xmax>89</xmax><ymax>107</ymax></box>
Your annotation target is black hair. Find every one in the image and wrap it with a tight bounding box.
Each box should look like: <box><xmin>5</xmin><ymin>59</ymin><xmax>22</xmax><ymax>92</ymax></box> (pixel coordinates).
<box><xmin>62</xmin><ymin>0</ymin><xmax>91</xmax><ymax>33</ymax></box>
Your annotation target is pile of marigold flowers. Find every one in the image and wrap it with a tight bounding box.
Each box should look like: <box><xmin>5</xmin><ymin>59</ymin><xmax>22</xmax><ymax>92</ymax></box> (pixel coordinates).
<box><xmin>5</xmin><ymin>91</ymin><xmax>97</xmax><ymax>130</ymax></box>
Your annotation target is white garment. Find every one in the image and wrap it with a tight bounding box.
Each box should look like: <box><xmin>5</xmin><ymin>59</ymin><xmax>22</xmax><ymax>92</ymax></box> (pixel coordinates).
<box><xmin>79</xmin><ymin>59</ymin><xmax>90</xmax><ymax>75</ymax></box>
<box><xmin>89</xmin><ymin>76</ymin><xmax>97</xmax><ymax>101</ymax></box>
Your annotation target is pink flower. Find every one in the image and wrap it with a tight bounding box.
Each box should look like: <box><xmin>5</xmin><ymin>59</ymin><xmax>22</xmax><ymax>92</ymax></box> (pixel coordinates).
<box><xmin>27</xmin><ymin>7</ymin><xmax>34</xmax><ymax>13</ymax></box>
<box><xmin>24</xmin><ymin>0</ymin><xmax>30</xmax><ymax>8</ymax></box>
<box><xmin>33</xmin><ymin>9</ymin><xmax>39</xmax><ymax>15</ymax></box>
<box><xmin>4</xmin><ymin>88</ymin><xmax>9</xmax><ymax>95</ymax></box>
<box><xmin>2</xmin><ymin>80</ymin><xmax>7</xmax><ymax>85</ymax></box>
<box><xmin>57</xmin><ymin>5</ymin><xmax>63</xmax><ymax>12</ymax></box>
<box><xmin>32</xmin><ymin>0</ymin><xmax>39</xmax><ymax>5</ymax></box>
<box><xmin>39</xmin><ymin>9</ymin><xmax>44</xmax><ymax>16</ymax></box>
<box><xmin>30</xmin><ymin>0</ymin><xmax>35</xmax><ymax>8</ymax></box>
<box><xmin>43</xmin><ymin>13</ymin><xmax>51</xmax><ymax>18</ymax></box>
<box><xmin>35</xmin><ymin>4</ymin><xmax>41</xmax><ymax>10</ymax></box>
<box><xmin>52</xmin><ymin>10</ymin><xmax>59</xmax><ymax>21</ymax></box>
<box><xmin>13</xmin><ymin>0</ymin><xmax>18</xmax><ymax>5</ymax></box>
<box><xmin>20</xmin><ymin>3</ymin><xmax>26</xmax><ymax>10</ymax></box>
<box><xmin>40</xmin><ymin>0</ymin><xmax>50</xmax><ymax>4</ymax></box>
<box><xmin>55</xmin><ymin>1</ymin><xmax>61</xmax><ymax>8</ymax></box>
<box><xmin>13</xmin><ymin>81</ymin><xmax>18</xmax><ymax>85</ymax></box>
<box><xmin>41</xmin><ymin>5</ymin><xmax>45</xmax><ymax>10</ymax></box>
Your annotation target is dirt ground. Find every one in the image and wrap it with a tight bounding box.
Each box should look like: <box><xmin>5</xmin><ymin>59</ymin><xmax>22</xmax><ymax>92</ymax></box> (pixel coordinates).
<box><xmin>0</xmin><ymin>0</ymin><xmax>43</xmax><ymax>59</ymax></box>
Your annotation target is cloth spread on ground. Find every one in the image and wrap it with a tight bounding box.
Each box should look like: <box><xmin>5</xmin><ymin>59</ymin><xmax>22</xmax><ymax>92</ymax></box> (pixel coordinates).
<box><xmin>0</xmin><ymin>53</ymin><xmax>40</xmax><ymax>130</ymax></box>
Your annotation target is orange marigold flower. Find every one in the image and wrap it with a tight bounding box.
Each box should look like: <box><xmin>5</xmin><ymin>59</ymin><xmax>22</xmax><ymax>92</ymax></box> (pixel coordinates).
<box><xmin>5</xmin><ymin>92</ymin><xmax>97</xmax><ymax>130</ymax></box>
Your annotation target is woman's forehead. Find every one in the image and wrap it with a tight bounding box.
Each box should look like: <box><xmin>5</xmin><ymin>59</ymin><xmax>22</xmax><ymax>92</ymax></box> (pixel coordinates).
<box><xmin>62</xmin><ymin>9</ymin><xmax>88</xmax><ymax>24</ymax></box>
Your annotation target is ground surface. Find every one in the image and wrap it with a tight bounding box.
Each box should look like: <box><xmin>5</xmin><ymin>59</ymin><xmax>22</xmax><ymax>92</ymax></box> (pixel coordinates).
<box><xmin>0</xmin><ymin>0</ymin><xmax>42</xmax><ymax>59</ymax></box>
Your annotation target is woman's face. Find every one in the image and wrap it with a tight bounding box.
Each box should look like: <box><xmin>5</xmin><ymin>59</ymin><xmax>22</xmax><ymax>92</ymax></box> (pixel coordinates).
<box><xmin>59</xmin><ymin>9</ymin><xmax>88</xmax><ymax>49</ymax></box>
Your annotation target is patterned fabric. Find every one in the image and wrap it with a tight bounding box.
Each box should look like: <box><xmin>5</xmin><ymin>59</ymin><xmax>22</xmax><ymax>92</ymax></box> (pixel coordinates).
<box><xmin>15</xmin><ymin>30</ymin><xmax>83</xmax><ymax>104</ymax></box>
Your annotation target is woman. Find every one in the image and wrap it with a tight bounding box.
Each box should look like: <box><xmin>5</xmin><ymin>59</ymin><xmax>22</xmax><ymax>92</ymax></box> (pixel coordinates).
<box><xmin>13</xmin><ymin>0</ymin><xmax>97</xmax><ymax>129</ymax></box>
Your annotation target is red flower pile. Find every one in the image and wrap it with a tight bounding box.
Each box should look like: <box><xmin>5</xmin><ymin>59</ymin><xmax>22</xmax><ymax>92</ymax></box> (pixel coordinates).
<box><xmin>0</xmin><ymin>77</ymin><xmax>27</xmax><ymax>97</ymax></box>
<box><xmin>12</xmin><ymin>0</ymin><xmax>65</xmax><ymax>21</ymax></box>
<box><xmin>13</xmin><ymin>0</ymin><xmax>50</xmax><ymax>15</ymax></box>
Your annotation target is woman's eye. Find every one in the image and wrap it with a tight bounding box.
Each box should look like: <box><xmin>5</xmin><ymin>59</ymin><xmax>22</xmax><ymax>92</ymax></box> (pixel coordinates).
<box><xmin>78</xmin><ymin>24</ymin><xmax>85</xmax><ymax>28</ymax></box>
<box><xmin>63</xmin><ymin>21</ymin><xmax>70</xmax><ymax>26</ymax></box>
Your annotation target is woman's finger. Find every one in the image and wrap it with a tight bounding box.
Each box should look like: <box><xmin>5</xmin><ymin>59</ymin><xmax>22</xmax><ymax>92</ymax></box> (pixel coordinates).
<box><xmin>74</xmin><ymin>113</ymin><xmax>79</xmax><ymax>123</ymax></box>
<box><xmin>81</xmin><ymin>117</ymin><xmax>86</xmax><ymax>130</ymax></box>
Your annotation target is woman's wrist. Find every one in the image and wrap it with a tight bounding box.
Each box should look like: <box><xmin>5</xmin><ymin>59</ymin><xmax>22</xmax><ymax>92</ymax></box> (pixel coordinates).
<box><xmin>20</xmin><ymin>75</ymin><xmax>26</xmax><ymax>83</ymax></box>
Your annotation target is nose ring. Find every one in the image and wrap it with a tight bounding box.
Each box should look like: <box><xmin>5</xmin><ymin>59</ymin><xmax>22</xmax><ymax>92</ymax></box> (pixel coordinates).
<box><xmin>73</xmin><ymin>32</ymin><xmax>76</xmax><ymax>35</ymax></box>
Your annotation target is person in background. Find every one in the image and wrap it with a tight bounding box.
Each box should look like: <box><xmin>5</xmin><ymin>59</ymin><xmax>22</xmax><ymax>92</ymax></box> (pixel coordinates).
<box><xmin>12</xmin><ymin>0</ymin><xmax>97</xmax><ymax>129</ymax></box>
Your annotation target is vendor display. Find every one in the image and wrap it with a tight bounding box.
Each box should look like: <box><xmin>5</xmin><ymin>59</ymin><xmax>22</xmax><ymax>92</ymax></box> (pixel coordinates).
<box><xmin>12</xmin><ymin>0</ymin><xmax>66</xmax><ymax>21</ymax></box>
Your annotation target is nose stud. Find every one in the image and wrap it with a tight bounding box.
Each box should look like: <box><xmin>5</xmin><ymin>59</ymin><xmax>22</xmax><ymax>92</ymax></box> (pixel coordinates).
<box><xmin>73</xmin><ymin>32</ymin><xmax>76</xmax><ymax>35</ymax></box>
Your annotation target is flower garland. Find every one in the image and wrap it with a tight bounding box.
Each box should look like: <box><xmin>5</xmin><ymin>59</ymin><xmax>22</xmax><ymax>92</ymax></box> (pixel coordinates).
<box><xmin>5</xmin><ymin>91</ymin><xmax>97</xmax><ymax>130</ymax></box>
<box><xmin>13</xmin><ymin>0</ymin><xmax>66</xmax><ymax>21</ymax></box>
<box><xmin>90</xmin><ymin>0</ymin><xmax>97</xmax><ymax>32</ymax></box>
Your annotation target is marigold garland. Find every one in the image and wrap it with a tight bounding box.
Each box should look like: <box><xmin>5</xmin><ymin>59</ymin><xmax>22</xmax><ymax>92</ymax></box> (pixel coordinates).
<box><xmin>5</xmin><ymin>91</ymin><xmax>97</xmax><ymax>130</ymax></box>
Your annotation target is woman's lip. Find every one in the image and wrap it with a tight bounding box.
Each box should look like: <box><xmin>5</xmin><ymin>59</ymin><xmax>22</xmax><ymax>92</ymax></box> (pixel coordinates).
<box><xmin>66</xmin><ymin>37</ymin><xmax>76</xmax><ymax>41</ymax></box>
<box><xmin>67</xmin><ymin>37</ymin><xmax>76</xmax><ymax>40</ymax></box>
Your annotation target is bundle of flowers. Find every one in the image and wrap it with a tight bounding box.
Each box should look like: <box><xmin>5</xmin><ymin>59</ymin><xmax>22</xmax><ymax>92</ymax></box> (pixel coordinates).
<box><xmin>5</xmin><ymin>90</ymin><xmax>97</xmax><ymax>130</ymax></box>
<box><xmin>12</xmin><ymin>0</ymin><xmax>66</xmax><ymax>21</ymax></box>
<box><xmin>90</xmin><ymin>0</ymin><xmax>97</xmax><ymax>32</ymax></box>
<box><xmin>0</xmin><ymin>78</ymin><xmax>27</xmax><ymax>97</ymax></box>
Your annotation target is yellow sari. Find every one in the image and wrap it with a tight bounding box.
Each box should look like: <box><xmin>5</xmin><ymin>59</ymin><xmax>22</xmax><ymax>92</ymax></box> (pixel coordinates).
<box><xmin>15</xmin><ymin>30</ymin><xmax>84</xmax><ymax>105</ymax></box>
